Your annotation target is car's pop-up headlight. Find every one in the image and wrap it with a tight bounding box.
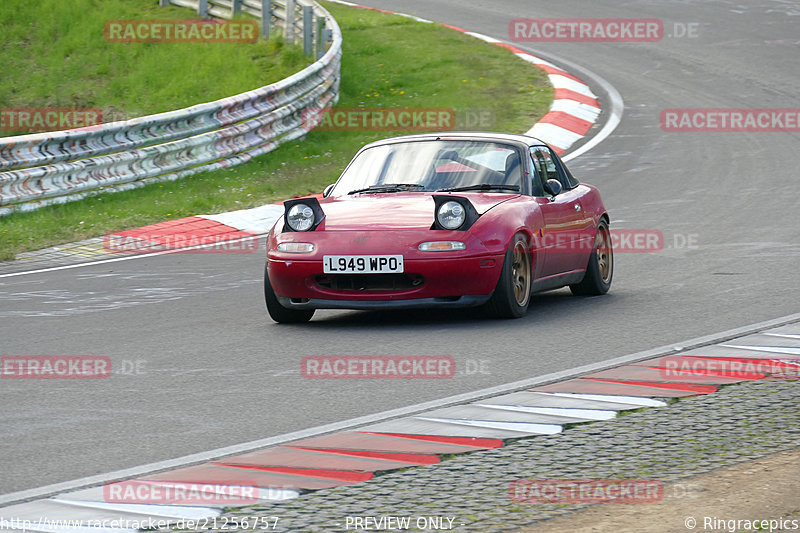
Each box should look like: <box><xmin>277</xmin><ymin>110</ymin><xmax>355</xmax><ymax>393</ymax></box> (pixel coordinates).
<box><xmin>437</xmin><ymin>201</ymin><xmax>465</xmax><ymax>230</ymax></box>
<box><xmin>287</xmin><ymin>204</ymin><xmax>314</xmax><ymax>231</ymax></box>
<box><xmin>431</xmin><ymin>195</ymin><xmax>479</xmax><ymax>231</ymax></box>
<box><xmin>283</xmin><ymin>197</ymin><xmax>325</xmax><ymax>232</ymax></box>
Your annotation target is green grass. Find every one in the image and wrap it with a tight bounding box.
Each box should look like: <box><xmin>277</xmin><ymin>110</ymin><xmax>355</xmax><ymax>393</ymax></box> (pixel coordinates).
<box><xmin>0</xmin><ymin>1</ymin><xmax>552</xmax><ymax>261</ymax></box>
<box><xmin>0</xmin><ymin>0</ymin><xmax>308</xmax><ymax>130</ymax></box>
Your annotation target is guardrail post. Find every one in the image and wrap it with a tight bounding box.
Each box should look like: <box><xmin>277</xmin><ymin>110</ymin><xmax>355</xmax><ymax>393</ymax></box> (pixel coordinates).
<box><xmin>261</xmin><ymin>0</ymin><xmax>271</xmax><ymax>39</ymax></box>
<box><xmin>159</xmin><ymin>0</ymin><xmax>169</xmax><ymax>7</ymax></box>
<box><xmin>285</xmin><ymin>0</ymin><xmax>295</xmax><ymax>44</ymax></box>
<box><xmin>315</xmin><ymin>16</ymin><xmax>325</xmax><ymax>58</ymax></box>
<box><xmin>198</xmin><ymin>0</ymin><xmax>208</xmax><ymax>18</ymax></box>
<box><xmin>232</xmin><ymin>0</ymin><xmax>243</xmax><ymax>17</ymax></box>
<box><xmin>303</xmin><ymin>6</ymin><xmax>313</xmax><ymax>56</ymax></box>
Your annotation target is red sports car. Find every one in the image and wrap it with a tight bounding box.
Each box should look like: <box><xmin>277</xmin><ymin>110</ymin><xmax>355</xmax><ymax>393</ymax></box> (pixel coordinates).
<box><xmin>265</xmin><ymin>132</ymin><xmax>612</xmax><ymax>323</ymax></box>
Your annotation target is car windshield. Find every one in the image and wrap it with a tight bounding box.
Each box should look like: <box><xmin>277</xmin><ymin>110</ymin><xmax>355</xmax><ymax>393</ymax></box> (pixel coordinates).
<box><xmin>329</xmin><ymin>140</ymin><xmax>523</xmax><ymax>196</ymax></box>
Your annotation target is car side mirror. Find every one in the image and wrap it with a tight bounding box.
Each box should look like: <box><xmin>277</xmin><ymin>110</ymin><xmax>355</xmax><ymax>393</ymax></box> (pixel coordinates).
<box><xmin>323</xmin><ymin>184</ymin><xmax>335</xmax><ymax>197</ymax></box>
<box><xmin>544</xmin><ymin>179</ymin><xmax>562</xmax><ymax>198</ymax></box>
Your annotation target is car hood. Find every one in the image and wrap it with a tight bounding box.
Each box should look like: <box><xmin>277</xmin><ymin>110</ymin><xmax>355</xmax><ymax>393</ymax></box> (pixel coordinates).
<box><xmin>315</xmin><ymin>192</ymin><xmax>519</xmax><ymax>231</ymax></box>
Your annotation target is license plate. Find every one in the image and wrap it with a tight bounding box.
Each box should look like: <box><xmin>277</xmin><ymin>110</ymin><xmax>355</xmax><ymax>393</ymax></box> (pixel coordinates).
<box><xmin>323</xmin><ymin>255</ymin><xmax>404</xmax><ymax>274</ymax></box>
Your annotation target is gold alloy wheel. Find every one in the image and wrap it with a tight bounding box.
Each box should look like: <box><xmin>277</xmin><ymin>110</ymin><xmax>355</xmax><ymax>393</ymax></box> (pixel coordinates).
<box><xmin>511</xmin><ymin>239</ymin><xmax>531</xmax><ymax>307</ymax></box>
<box><xmin>596</xmin><ymin>224</ymin><xmax>613</xmax><ymax>284</ymax></box>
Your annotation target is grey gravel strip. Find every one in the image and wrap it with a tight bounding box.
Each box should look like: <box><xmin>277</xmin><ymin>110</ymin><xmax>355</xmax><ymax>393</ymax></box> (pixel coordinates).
<box><xmin>0</xmin><ymin>234</ymin><xmax>264</xmax><ymax>279</ymax></box>
<box><xmin>196</xmin><ymin>378</ymin><xmax>800</xmax><ymax>532</ymax></box>
<box><xmin>0</xmin><ymin>237</ymin><xmax>122</xmax><ymax>275</ymax></box>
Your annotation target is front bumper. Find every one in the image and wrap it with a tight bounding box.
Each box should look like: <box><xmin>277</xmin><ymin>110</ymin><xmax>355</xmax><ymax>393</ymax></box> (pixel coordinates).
<box><xmin>277</xmin><ymin>294</ymin><xmax>492</xmax><ymax>311</ymax></box>
<box><xmin>267</xmin><ymin>254</ymin><xmax>505</xmax><ymax>304</ymax></box>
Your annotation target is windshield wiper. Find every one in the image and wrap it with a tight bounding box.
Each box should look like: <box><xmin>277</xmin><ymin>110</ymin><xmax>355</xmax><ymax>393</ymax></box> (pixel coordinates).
<box><xmin>436</xmin><ymin>184</ymin><xmax>520</xmax><ymax>193</ymax></box>
<box><xmin>348</xmin><ymin>183</ymin><xmax>426</xmax><ymax>195</ymax></box>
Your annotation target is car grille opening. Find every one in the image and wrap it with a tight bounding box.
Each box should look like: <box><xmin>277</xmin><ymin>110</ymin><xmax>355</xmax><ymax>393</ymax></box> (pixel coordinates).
<box><xmin>315</xmin><ymin>274</ymin><xmax>424</xmax><ymax>292</ymax></box>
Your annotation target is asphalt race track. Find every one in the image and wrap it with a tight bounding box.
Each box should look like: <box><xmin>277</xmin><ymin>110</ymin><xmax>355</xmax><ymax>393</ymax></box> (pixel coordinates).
<box><xmin>1</xmin><ymin>0</ymin><xmax>798</xmax><ymax>496</ymax></box>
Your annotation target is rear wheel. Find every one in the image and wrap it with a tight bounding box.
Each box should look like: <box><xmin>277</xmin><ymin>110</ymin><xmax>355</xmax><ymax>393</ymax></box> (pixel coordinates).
<box><xmin>570</xmin><ymin>219</ymin><xmax>613</xmax><ymax>296</ymax></box>
<box><xmin>264</xmin><ymin>264</ymin><xmax>314</xmax><ymax>323</ymax></box>
<box><xmin>485</xmin><ymin>233</ymin><xmax>532</xmax><ymax>318</ymax></box>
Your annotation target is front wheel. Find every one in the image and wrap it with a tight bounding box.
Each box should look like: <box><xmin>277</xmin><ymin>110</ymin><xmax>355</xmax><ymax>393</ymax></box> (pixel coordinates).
<box><xmin>485</xmin><ymin>233</ymin><xmax>532</xmax><ymax>318</ymax></box>
<box><xmin>264</xmin><ymin>264</ymin><xmax>314</xmax><ymax>323</ymax></box>
<box><xmin>570</xmin><ymin>219</ymin><xmax>613</xmax><ymax>296</ymax></box>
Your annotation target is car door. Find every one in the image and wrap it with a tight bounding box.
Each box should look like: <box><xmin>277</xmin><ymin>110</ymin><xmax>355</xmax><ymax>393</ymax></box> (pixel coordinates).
<box><xmin>532</xmin><ymin>147</ymin><xmax>593</xmax><ymax>277</ymax></box>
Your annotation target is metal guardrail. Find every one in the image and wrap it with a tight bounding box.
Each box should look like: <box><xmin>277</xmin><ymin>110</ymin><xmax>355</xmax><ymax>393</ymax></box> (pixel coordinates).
<box><xmin>0</xmin><ymin>0</ymin><xmax>341</xmax><ymax>216</ymax></box>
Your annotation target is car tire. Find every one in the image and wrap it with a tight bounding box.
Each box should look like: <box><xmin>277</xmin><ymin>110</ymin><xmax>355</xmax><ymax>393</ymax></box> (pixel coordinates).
<box><xmin>264</xmin><ymin>264</ymin><xmax>315</xmax><ymax>324</ymax></box>
<box><xmin>570</xmin><ymin>219</ymin><xmax>613</xmax><ymax>296</ymax></box>
<box><xmin>485</xmin><ymin>233</ymin><xmax>532</xmax><ymax>318</ymax></box>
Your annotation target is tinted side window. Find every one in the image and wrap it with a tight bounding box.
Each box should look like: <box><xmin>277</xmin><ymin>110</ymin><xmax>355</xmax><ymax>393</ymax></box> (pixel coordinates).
<box><xmin>526</xmin><ymin>152</ymin><xmax>545</xmax><ymax>196</ymax></box>
<box><xmin>532</xmin><ymin>146</ymin><xmax>580</xmax><ymax>190</ymax></box>
<box><xmin>531</xmin><ymin>147</ymin><xmax>560</xmax><ymax>189</ymax></box>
